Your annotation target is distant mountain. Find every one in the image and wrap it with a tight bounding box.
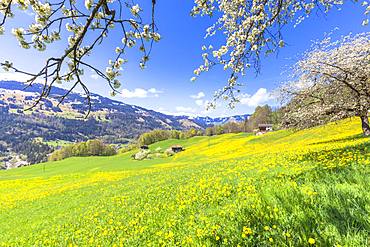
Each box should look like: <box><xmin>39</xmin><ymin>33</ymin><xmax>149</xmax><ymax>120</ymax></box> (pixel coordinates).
<box><xmin>0</xmin><ymin>80</ymin><xmax>249</xmax><ymax>129</ymax></box>
<box><xmin>191</xmin><ymin>114</ymin><xmax>250</xmax><ymax>126</ymax></box>
<box><xmin>0</xmin><ymin>80</ymin><xmax>250</xmax><ymax>168</ymax></box>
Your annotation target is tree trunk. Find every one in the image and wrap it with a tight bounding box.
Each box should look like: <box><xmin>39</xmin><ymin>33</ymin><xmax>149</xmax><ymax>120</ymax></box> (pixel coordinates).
<box><xmin>360</xmin><ymin>113</ymin><xmax>370</xmax><ymax>136</ymax></box>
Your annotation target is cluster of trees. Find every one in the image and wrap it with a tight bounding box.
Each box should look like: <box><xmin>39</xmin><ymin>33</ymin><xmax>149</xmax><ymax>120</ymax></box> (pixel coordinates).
<box><xmin>138</xmin><ymin>129</ymin><xmax>203</xmax><ymax>146</ymax></box>
<box><xmin>244</xmin><ymin>105</ymin><xmax>282</xmax><ymax>132</ymax></box>
<box><xmin>138</xmin><ymin>130</ymin><xmax>182</xmax><ymax>146</ymax></box>
<box><xmin>48</xmin><ymin>140</ymin><xmax>116</xmax><ymax>161</ymax></box>
<box><xmin>13</xmin><ymin>141</ymin><xmax>53</xmax><ymax>164</ymax></box>
<box><xmin>183</xmin><ymin>128</ymin><xmax>204</xmax><ymax>138</ymax></box>
<box><xmin>205</xmin><ymin>121</ymin><xmax>248</xmax><ymax>136</ymax></box>
<box><xmin>0</xmin><ymin>111</ymin><xmax>57</xmax><ymax>164</ymax></box>
<box><xmin>0</xmin><ymin>140</ymin><xmax>53</xmax><ymax>166</ymax></box>
<box><xmin>205</xmin><ymin>105</ymin><xmax>282</xmax><ymax>136</ymax></box>
<box><xmin>205</xmin><ymin>125</ymin><xmax>227</xmax><ymax>136</ymax></box>
<box><xmin>138</xmin><ymin>105</ymin><xmax>283</xmax><ymax>145</ymax></box>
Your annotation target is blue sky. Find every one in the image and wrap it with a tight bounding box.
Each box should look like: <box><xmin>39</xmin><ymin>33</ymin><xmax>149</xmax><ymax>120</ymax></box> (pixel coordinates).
<box><xmin>0</xmin><ymin>1</ymin><xmax>368</xmax><ymax>117</ymax></box>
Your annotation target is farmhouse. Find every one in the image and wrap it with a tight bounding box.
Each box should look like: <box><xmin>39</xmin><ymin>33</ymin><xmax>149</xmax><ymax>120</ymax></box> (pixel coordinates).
<box><xmin>258</xmin><ymin>124</ymin><xmax>273</xmax><ymax>132</ymax></box>
<box><xmin>140</xmin><ymin>145</ymin><xmax>149</xmax><ymax>150</ymax></box>
<box><xmin>171</xmin><ymin>145</ymin><xmax>184</xmax><ymax>153</ymax></box>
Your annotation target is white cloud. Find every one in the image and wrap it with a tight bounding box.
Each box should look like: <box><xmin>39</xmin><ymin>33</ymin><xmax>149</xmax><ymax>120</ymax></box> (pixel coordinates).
<box><xmin>195</xmin><ymin>99</ymin><xmax>204</xmax><ymax>106</ymax></box>
<box><xmin>240</xmin><ymin>88</ymin><xmax>274</xmax><ymax>107</ymax></box>
<box><xmin>190</xmin><ymin>91</ymin><xmax>205</xmax><ymax>99</ymax></box>
<box><xmin>0</xmin><ymin>72</ymin><xmax>34</xmax><ymax>82</ymax></box>
<box><xmin>121</xmin><ymin>87</ymin><xmax>163</xmax><ymax>99</ymax></box>
<box><xmin>176</xmin><ymin>106</ymin><xmax>196</xmax><ymax>113</ymax></box>
<box><xmin>158</xmin><ymin>106</ymin><xmax>198</xmax><ymax>116</ymax></box>
<box><xmin>173</xmin><ymin>106</ymin><xmax>197</xmax><ymax>116</ymax></box>
<box><xmin>191</xmin><ymin>92</ymin><xmax>206</xmax><ymax>107</ymax></box>
<box><xmin>148</xmin><ymin>88</ymin><xmax>163</xmax><ymax>94</ymax></box>
<box><xmin>122</xmin><ymin>88</ymin><xmax>148</xmax><ymax>98</ymax></box>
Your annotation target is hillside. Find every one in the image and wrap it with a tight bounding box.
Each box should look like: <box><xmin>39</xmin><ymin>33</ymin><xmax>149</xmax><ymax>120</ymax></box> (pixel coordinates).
<box><xmin>0</xmin><ymin>80</ymin><xmax>249</xmax><ymax>168</ymax></box>
<box><xmin>0</xmin><ymin>118</ymin><xmax>369</xmax><ymax>246</ymax></box>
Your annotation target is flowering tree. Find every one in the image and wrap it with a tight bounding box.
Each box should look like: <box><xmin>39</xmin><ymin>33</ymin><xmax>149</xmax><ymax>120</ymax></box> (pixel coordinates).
<box><xmin>0</xmin><ymin>0</ymin><xmax>159</xmax><ymax>113</ymax></box>
<box><xmin>191</xmin><ymin>0</ymin><xmax>369</xmax><ymax>107</ymax></box>
<box><xmin>281</xmin><ymin>33</ymin><xmax>370</xmax><ymax>136</ymax></box>
<box><xmin>0</xmin><ymin>1</ymin><xmax>369</xmax><ymax>112</ymax></box>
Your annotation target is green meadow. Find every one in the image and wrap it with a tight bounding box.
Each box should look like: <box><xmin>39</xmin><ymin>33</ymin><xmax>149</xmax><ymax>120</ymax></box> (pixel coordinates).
<box><xmin>0</xmin><ymin>118</ymin><xmax>369</xmax><ymax>246</ymax></box>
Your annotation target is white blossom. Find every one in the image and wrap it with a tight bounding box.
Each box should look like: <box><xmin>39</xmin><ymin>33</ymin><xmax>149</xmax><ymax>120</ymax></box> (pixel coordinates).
<box><xmin>130</xmin><ymin>4</ymin><xmax>141</xmax><ymax>16</ymax></box>
<box><xmin>85</xmin><ymin>0</ymin><xmax>93</xmax><ymax>10</ymax></box>
<box><xmin>12</xmin><ymin>28</ymin><xmax>25</xmax><ymax>40</ymax></box>
<box><xmin>191</xmin><ymin>0</ymin><xmax>368</xmax><ymax>105</ymax></box>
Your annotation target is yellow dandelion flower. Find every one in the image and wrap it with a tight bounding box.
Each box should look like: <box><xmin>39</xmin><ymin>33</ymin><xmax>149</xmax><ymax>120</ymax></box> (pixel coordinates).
<box><xmin>308</xmin><ymin>238</ymin><xmax>316</xmax><ymax>245</ymax></box>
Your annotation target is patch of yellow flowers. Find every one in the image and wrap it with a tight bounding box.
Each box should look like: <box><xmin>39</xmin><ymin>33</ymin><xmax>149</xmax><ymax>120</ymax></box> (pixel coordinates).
<box><xmin>0</xmin><ymin>118</ymin><xmax>369</xmax><ymax>246</ymax></box>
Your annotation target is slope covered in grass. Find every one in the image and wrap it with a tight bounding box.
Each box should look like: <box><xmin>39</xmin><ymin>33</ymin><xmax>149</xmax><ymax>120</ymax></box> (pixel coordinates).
<box><xmin>0</xmin><ymin>118</ymin><xmax>369</xmax><ymax>246</ymax></box>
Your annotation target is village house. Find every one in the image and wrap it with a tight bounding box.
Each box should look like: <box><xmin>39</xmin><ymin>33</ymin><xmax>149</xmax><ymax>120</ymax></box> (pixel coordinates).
<box><xmin>258</xmin><ymin>124</ymin><xmax>273</xmax><ymax>132</ymax></box>
<box><xmin>256</xmin><ymin>124</ymin><xmax>273</xmax><ymax>135</ymax></box>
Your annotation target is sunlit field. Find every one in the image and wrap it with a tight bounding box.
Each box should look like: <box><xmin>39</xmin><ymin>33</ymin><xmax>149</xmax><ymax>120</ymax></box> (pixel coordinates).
<box><xmin>0</xmin><ymin>118</ymin><xmax>369</xmax><ymax>246</ymax></box>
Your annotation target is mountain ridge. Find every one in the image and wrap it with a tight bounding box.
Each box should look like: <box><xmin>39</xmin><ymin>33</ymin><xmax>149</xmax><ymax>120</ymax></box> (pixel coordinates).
<box><xmin>0</xmin><ymin>80</ymin><xmax>250</xmax><ymax>126</ymax></box>
<box><xmin>0</xmin><ymin>80</ymin><xmax>250</xmax><ymax>168</ymax></box>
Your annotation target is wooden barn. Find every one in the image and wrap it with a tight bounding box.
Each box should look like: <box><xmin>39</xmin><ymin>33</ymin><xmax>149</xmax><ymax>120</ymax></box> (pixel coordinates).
<box><xmin>171</xmin><ymin>145</ymin><xmax>184</xmax><ymax>153</ymax></box>
<box><xmin>140</xmin><ymin>145</ymin><xmax>149</xmax><ymax>150</ymax></box>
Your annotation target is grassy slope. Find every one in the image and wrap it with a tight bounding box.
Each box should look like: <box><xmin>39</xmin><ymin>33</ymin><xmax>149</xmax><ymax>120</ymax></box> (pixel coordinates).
<box><xmin>0</xmin><ymin>118</ymin><xmax>369</xmax><ymax>246</ymax></box>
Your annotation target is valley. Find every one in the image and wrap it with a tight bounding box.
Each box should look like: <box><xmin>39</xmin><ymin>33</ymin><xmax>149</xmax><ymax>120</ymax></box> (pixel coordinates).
<box><xmin>0</xmin><ymin>81</ymin><xmax>249</xmax><ymax>169</ymax></box>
